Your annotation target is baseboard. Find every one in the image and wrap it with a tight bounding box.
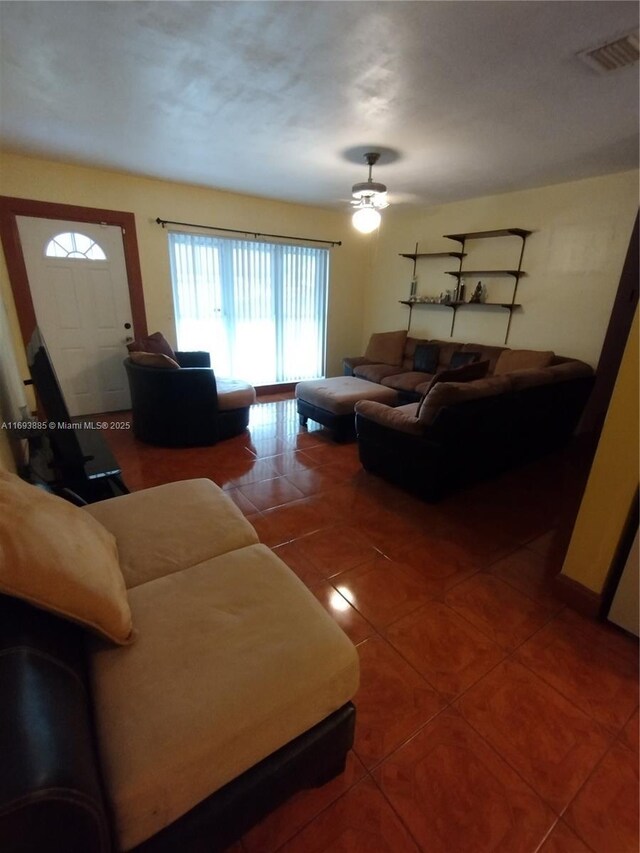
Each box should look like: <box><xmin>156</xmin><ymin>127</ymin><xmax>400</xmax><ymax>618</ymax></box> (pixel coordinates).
<box><xmin>553</xmin><ymin>574</ymin><xmax>603</xmax><ymax>619</ymax></box>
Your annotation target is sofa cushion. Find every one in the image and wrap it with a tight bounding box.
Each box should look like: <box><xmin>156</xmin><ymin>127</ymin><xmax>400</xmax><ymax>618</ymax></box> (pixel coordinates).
<box><xmin>342</xmin><ymin>356</ymin><xmax>372</xmax><ymax>375</ymax></box>
<box><xmin>353</xmin><ymin>362</ymin><xmax>407</xmax><ymax>383</ymax></box>
<box><xmin>449</xmin><ymin>350</ymin><xmax>480</xmax><ymax>369</ymax></box>
<box><xmin>413</xmin><ymin>343</ymin><xmax>440</xmax><ymax>373</ymax></box>
<box><xmin>507</xmin><ymin>360</ymin><xmax>592</xmax><ymax>392</ymax></box>
<box><xmin>216</xmin><ymin>378</ymin><xmax>256</xmax><ymax>410</ymax></box>
<box><xmin>355</xmin><ymin>400</ymin><xmax>422</xmax><ymax>435</ymax></box>
<box><xmin>493</xmin><ymin>348</ymin><xmax>555</xmax><ymax>375</ymax></box>
<box><xmin>127</xmin><ymin>331</ymin><xmax>176</xmax><ymax>360</ymax></box>
<box><xmin>129</xmin><ymin>351</ymin><xmax>180</xmax><ymax>369</ymax></box>
<box><xmin>364</xmin><ymin>330</ymin><xmax>407</xmax><ymax>366</ymax></box>
<box><xmin>0</xmin><ymin>471</ymin><xmax>132</xmax><ymax>645</ymax></box>
<box><xmin>416</xmin><ymin>360</ymin><xmax>491</xmax><ymax>400</ymax></box>
<box><xmin>90</xmin><ymin>544</ymin><xmax>359</xmax><ymax>851</ymax></box>
<box><xmin>84</xmin><ymin>479</ymin><xmax>258</xmax><ymax>588</ymax></box>
<box><xmin>381</xmin><ymin>371</ymin><xmax>436</xmax><ymax>392</ymax></box>
<box><xmin>547</xmin><ymin>360</ymin><xmax>594</xmax><ymax>382</ymax></box>
<box><xmin>417</xmin><ymin>375</ymin><xmax>513</xmax><ymax>426</ymax></box>
<box><xmin>508</xmin><ymin>367</ymin><xmax>557</xmax><ymax>391</ymax></box>
<box><xmin>462</xmin><ymin>342</ymin><xmax>507</xmax><ymax>374</ymax></box>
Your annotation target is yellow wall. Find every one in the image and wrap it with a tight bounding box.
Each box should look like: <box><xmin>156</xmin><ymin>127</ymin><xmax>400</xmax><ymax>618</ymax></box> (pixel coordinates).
<box><xmin>0</xmin><ymin>151</ymin><xmax>636</xmax><ymax>396</ymax></box>
<box><xmin>0</xmin><ymin>151</ymin><xmax>369</xmax><ymax>380</ymax></box>
<box><xmin>365</xmin><ymin>170</ymin><xmax>638</xmax><ymax>366</ymax></box>
<box><xmin>561</xmin><ymin>308</ymin><xmax>639</xmax><ymax>594</ymax></box>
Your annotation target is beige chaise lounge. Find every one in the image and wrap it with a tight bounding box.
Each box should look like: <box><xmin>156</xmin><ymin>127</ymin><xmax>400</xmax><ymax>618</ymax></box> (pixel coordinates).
<box><xmin>0</xmin><ymin>474</ymin><xmax>359</xmax><ymax>853</ymax></box>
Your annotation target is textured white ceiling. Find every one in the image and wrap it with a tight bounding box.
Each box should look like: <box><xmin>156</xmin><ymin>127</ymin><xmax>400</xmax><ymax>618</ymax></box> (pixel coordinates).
<box><xmin>0</xmin><ymin>1</ymin><xmax>638</xmax><ymax>207</ymax></box>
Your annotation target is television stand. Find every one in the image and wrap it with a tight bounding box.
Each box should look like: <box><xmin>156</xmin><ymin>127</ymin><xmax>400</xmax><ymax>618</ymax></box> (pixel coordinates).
<box><xmin>19</xmin><ymin>422</ymin><xmax>129</xmax><ymax>504</ymax></box>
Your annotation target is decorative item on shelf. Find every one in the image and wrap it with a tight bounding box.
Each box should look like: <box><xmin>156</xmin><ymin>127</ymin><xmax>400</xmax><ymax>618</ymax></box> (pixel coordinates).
<box><xmin>410</xmin><ymin>275</ymin><xmax>418</xmax><ymax>297</ymax></box>
<box><xmin>469</xmin><ymin>281</ymin><xmax>483</xmax><ymax>303</ymax></box>
<box><xmin>458</xmin><ymin>279</ymin><xmax>466</xmax><ymax>302</ymax></box>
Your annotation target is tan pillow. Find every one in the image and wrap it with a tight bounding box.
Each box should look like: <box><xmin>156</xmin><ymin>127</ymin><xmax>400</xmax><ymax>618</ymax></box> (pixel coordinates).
<box><xmin>364</xmin><ymin>330</ymin><xmax>407</xmax><ymax>366</ymax></box>
<box><xmin>493</xmin><ymin>349</ymin><xmax>554</xmax><ymax>375</ymax></box>
<box><xmin>0</xmin><ymin>471</ymin><xmax>133</xmax><ymax>644</ymax></box>
<box><xmin>129</xmin><ymin>351</ymin><xmax>180</xmax><ymax>369</ymax></box>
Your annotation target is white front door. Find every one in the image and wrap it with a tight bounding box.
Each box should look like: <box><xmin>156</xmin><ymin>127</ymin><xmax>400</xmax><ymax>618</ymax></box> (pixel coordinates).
<box><xmin>17</xmin><ymin>217</ymin><xmax>133</xmax><ymax>416</ymax></box>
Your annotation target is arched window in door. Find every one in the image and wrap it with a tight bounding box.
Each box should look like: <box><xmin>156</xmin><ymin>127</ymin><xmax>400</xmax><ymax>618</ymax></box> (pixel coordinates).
<box><xmin>45</xmin><ymin>232</ymin><xmax>107</xmax><ymax>260</ymax></box>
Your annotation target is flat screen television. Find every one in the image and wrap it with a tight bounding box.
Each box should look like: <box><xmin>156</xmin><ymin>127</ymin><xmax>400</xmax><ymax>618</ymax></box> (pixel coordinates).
<box><xmin>25</xmin><ymin>328</ymin><xmax>122</xmax><ymax>498</ymax></box>
<box><xmin>26</xmin><ymin>326</ymin><xmax>72</xmax><ymax>426</ymax></box>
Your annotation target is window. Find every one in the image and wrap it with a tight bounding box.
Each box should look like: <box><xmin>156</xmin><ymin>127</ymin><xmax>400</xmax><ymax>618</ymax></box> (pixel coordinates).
<box><xmin>168</xmin><ymin>232</ymin><xmax>329</xmax><ymax>385</ymax></box>
<box><xmin>45</xmin><ymin>232</ymin><xmax>106</xmax><ymax>260</ymax></box>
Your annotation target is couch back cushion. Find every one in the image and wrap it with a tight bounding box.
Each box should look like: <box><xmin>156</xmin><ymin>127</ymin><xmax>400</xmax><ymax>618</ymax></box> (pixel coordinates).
<box><xmin>547</xmin><ymin>360</ymin><xmax>594</xmax><ymax>382</ymax></box>
<box><xmin>507</xmin><ymin>367</ymin><xmax>556</xmax><ymax>392</ymax></box>
<box><xmin>493</xmin><ymin>348</ymin><xmax>555</xmax><ymax>375</ymax></box>
<box><xmin>417</xmin><ymin>375</ymin><xmax>512</xmax><ymax>426</ymax></box>
<box><xmin>129</xmin><ymin>351</ymin><xmax>180</xmax><ymax>369</ymax></box>
<box><xmin>127</xmin><ymin>331</ymin><xmax>176</xmax><ymax>360</ymax></box>
<box><xmin>449</xmin><ymin>350</ymin><xmax>480</xmax><ymax>369</ymax></box>
<box><xmin>462</xmin><ymin>342</ymin><xmax>507</xmax><ymax>374</ymax></box>
<box><xmin>0</xmin><ymin>471</ymin><xmax>133</xmax><ymax>644</ymax></box>
<box><xmin>364</xmin><ymin>330</ymin><xmax>407</xmax><ymax>366</ymax></box>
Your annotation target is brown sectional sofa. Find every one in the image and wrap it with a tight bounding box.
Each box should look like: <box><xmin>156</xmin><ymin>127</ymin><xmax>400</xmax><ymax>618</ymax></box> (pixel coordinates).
<box><xmin>347</xmin><ymin>330</ymin><xmax>594</xmax><ymax>500</ymax></box>
<box><xmin>343</xmin><ymin>330</ymin><xmax>553</xmax><ymax>399</ymax></box>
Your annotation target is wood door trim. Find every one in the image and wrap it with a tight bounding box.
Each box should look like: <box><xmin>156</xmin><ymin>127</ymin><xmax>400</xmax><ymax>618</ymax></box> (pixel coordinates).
<box><xmin>0</xmin><ymin>196</ymin><xmax>147</xmax><ymax>346</ymax></box>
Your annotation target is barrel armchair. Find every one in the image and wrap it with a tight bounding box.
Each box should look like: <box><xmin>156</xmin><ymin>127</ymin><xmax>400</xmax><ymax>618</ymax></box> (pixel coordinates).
<box><xmin>124</xmin><ymin>351</ymin><xmax>255</xmax><ymax>447</ymax></box>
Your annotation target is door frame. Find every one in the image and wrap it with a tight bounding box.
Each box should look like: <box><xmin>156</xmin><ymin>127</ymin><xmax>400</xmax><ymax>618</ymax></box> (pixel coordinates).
<box><xmin>0</xmin><ymin>195</ymin><xmax>147</xmax><ymax>346</ymax></box>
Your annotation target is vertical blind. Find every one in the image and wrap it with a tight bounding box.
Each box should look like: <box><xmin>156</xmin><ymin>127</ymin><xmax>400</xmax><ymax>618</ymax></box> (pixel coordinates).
<box><xmin>168</xmin><ymin>232</ymin><xmax>329</xmax><ymax>385</ymax></box>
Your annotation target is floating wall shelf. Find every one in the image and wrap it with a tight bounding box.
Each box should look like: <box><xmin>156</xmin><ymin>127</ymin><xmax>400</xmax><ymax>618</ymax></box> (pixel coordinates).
<box><xmin>399</xmin><ymin>251</ymin><xmax>466</xmax><ymax>260</ymax></box>
<box><xmin>399</xmin><ymin>229</ymin><xmax>530</xmax><ymax>342</ymax></box>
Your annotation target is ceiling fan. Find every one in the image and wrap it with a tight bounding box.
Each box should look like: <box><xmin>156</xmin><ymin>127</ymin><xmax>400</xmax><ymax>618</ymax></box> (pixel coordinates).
<box><xmin>350</xmin><ymin>152</ymin><xmax>389</xmax><ymax>233</ymax></box>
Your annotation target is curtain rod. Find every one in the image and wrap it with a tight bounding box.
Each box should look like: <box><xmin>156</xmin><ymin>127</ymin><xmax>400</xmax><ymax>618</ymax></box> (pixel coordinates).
<box><xmin>155</xmin><ymin>217</ymin><xmax>341</xmax><ymax>247</ymax></box>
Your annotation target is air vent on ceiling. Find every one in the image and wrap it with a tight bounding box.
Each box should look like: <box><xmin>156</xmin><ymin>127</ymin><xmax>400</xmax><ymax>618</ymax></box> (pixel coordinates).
<box><xmin>577</xmin><ymin>30</ymin><xmax>639</xmax><ymax>73</ymax></box>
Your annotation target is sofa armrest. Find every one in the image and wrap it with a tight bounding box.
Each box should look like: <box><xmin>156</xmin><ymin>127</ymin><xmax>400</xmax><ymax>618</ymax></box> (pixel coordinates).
<box><xmin>342</xmin><ymin>356</ymin><xmax>372</xmax><ymax>376</ymax></box>
<box><xmin>0</xmin><ymin>595</ymin><xmax>110</xmax><ymax>853</ymax></box>
<box><xmin>175</xmin><ymin>351</ymin><xmax>211</xmax><ymax>368</ymax></box>
<box><xmin>355</xmin><ymin>400</ymin><xmax>423</xmax><ymax>435</ymax></box>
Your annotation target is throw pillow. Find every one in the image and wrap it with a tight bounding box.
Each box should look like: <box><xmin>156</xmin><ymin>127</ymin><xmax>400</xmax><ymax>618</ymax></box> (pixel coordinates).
<box><xmin>127</xmin><ymin>331</ymin><xmax>177</xmax><ymax>360</ymax></box>
<box><xmin>364</xmin><ymin>330</ymin><xmax>407</xmax><ymax>366</ymax></box>
<box><xmin>449</xmin><ymin>350</ymin><xmax>481</xmax><ymax>369</ymax></box>
<box><xmin>129</xmin><ymin>351</ymin><xmax>180</xmax><ymax>370</ymax></box>
<box><xmin>413</xmin><ymin>343</ymin><xmax>440</xmax><ymax>373</ymax></box>
<box><xmin>416</xmin><ymin>360</ymin><xmax>490</xmax><ymax>416</ymax></box>
<box><xmin>0</xmin><ymin>471</ymin><xmax>133</xmax><ymax>645</ymax></box>
<box><xmin>493</xmin><ymin>349</ymin><xmax>555</xmax><ymax>375</ymax></box>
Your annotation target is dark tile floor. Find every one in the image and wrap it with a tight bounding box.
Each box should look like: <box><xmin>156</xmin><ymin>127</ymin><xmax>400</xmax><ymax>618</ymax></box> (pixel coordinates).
<box><xmin>102</xmin><ymin>395</ymin><xmax>639</xmax><ymax>853</ymax></box>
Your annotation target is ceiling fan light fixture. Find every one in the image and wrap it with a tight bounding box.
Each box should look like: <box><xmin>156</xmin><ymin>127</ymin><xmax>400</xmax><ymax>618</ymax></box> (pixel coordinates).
<box><xmin>352</xmin><ymin>205</ymin><xmax>381</xmax><ymax>234</ymax></box>
<box><xmin>350</xmin><ymin>151</ymin><xmax>388</xmax><ymax>233</ymax></box>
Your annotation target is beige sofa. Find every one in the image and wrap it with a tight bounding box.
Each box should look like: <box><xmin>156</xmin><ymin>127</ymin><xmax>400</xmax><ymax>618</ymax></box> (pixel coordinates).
<box><xmin>0</xmin><ymin>477</ymin><xmax>359</xmax><ymax>853</ymax></box>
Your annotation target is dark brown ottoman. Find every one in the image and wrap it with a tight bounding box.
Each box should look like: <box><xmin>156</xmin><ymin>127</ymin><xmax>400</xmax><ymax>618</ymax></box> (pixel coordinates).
<box><xmin>295</xmin><ymin>377</ymin><xmax>399</xmax><ymax>441</ymax></box>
